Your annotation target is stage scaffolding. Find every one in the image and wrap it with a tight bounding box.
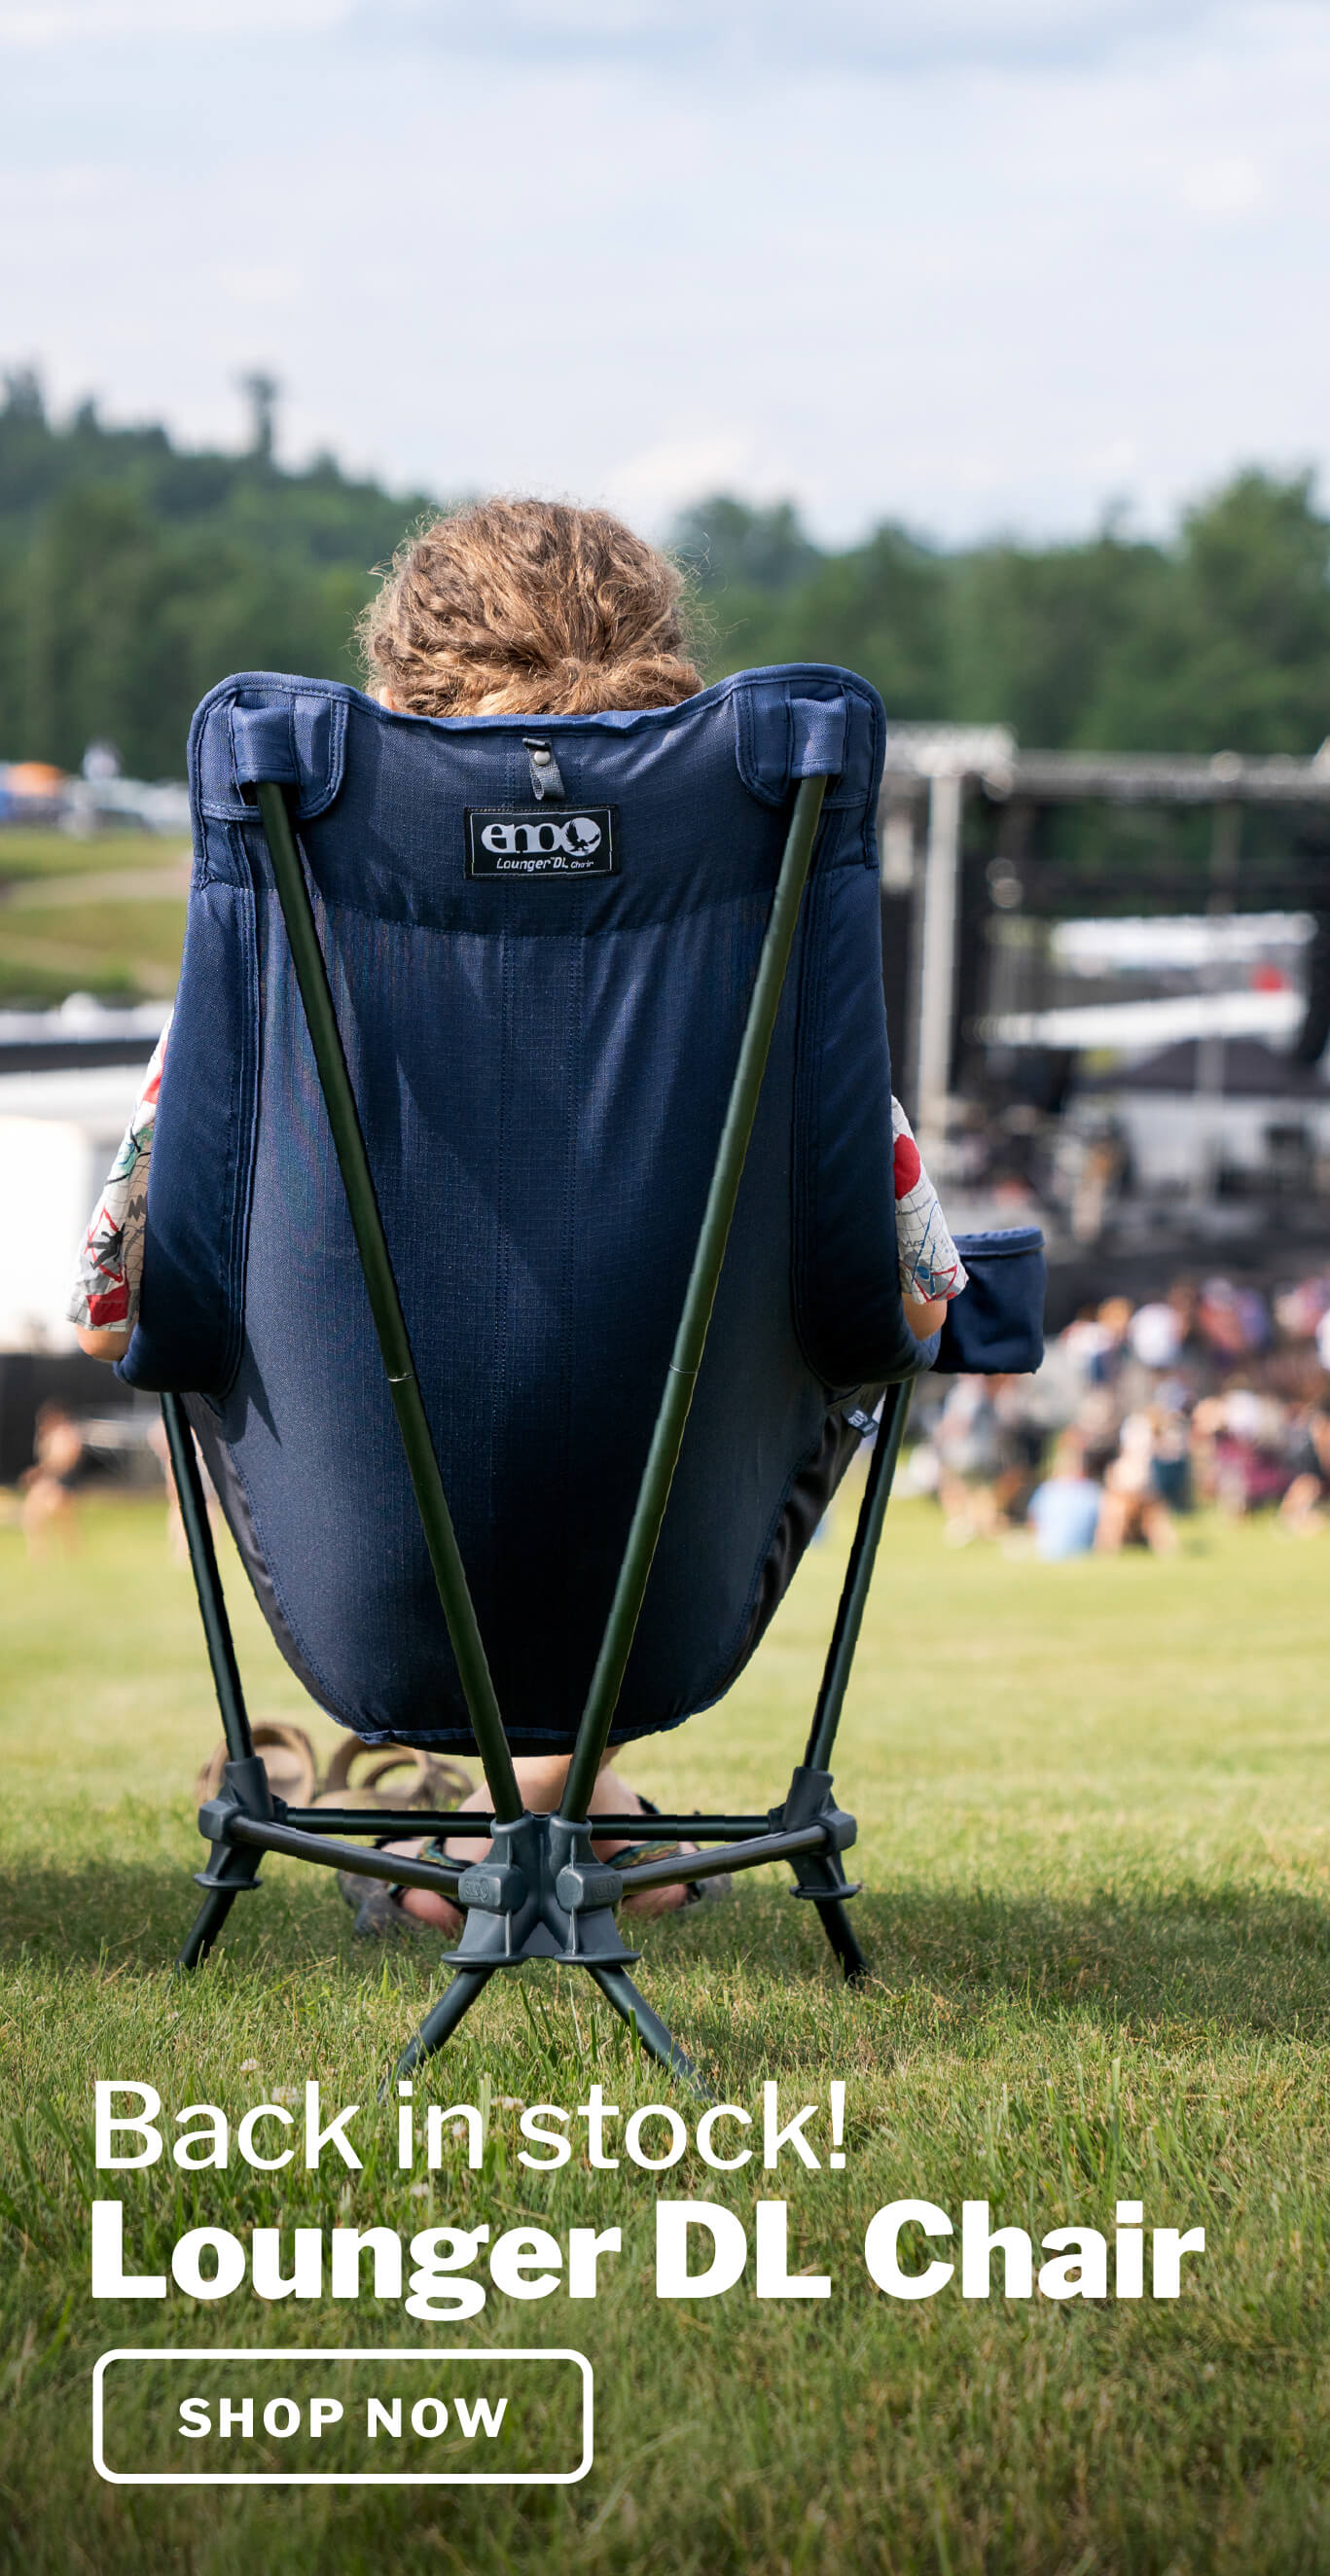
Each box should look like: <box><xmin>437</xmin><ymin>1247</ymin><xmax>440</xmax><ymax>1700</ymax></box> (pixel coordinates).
<box><xmin>877</xmin><ymin>734</ymin><xmax>1330</xmax><ymax>1152</ymax></box>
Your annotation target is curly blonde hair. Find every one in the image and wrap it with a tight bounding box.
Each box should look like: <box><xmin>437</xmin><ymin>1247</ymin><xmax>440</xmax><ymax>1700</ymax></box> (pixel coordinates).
<box><xmin>359</xmin><ymin>497</ymin><xmax>702</xmax><ymax>719</ymax></box>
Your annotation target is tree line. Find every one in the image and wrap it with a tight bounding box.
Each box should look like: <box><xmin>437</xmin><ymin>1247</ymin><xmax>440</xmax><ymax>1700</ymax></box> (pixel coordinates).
<box><xmin>2</xmin><ymin>369</ymin><xmax>1328</xmax><ymax>779</ymax></box>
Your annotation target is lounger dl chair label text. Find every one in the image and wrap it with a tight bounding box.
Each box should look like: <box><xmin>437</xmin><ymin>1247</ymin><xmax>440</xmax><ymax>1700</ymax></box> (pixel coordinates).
<box><xmin>465</xmin><ymin>806</ymin><xmax>618</xmax><ymax>877</ymax></box>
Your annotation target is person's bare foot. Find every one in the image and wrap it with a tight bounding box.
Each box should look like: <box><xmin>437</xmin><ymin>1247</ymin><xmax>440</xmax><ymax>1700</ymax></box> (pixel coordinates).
<box><xmin>386</xmin><ymin>1756</ymin><xmax>699</xmax><ymax>1933</ymax></box>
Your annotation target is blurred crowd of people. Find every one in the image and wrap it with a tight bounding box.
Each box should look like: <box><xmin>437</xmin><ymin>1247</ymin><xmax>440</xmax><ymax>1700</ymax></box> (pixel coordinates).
<box><xmin>907</xmin><ymin>1271</ymin><xmax>1330</xmax><ymax>1557</ymax></box>
<box><xmin>9</xmin><ymin>1397</ymin><xmax>187</xmax><ymax>1556</ymax></box>
<box><xmin>12</xmin><ymin>1272</ymin><xmax>1330</xmax><ymax>1573</ymax></box>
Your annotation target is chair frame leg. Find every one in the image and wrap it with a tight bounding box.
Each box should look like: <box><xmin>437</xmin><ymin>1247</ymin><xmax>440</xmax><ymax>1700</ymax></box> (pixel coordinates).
<box><xmin>162</xmin><ymin>1391</ymin><xmax>267</xmax><ymax>1969</ymax></box>
<box><xmin>392</xmin><ymin>1967</ymin><xmax>499</xmax><ymax>2081</ymax></box>
<box><xmin>793</xmin><ymin>1883</ymin><xmax>868</xmax><ymax>1985</ymax></box>
<box><xmin>805</xmin><ymin>1380</ymin><xmax>912</xmax><ymax>1776</ymax></box>
<box><xmin>793</xmin><ymin>1379</ymin><xmax>912</xmax><ymax>1980</ymax></box>
<box><xmin>162</xmin><ymin>1390</ymin><xmax>254</xmax><ymax>1772</ymax></box>
<box><xmin>168</xmin><ymin>771</ymin><xmax>911</xmax><ymax>2078</ymax></box>
<box><xmin>177</xmin><ymin>1881</ymin><xmax>248</xmax><ymax>1972</ymax></box>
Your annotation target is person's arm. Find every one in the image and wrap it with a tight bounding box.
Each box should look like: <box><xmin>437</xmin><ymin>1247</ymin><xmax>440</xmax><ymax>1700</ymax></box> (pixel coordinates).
<box><xmin>901</xmin><ymin>1287</ymin><xmax>948</xmax><ymax>1338</ymax></box>
<box><xmin>67</xmin><ymin>1017</ymin><xmax>170</xmax><ymax>1364</ymax></box>
<box><xmin>891</xmin><ymin>1097</ymin><xmax>968</xmax><ymax>1341</ymax></box>
<box><xmin>78</xmin><ymin>1320</ymin><xmax>131</xmax><ymax>1361</ymax></box>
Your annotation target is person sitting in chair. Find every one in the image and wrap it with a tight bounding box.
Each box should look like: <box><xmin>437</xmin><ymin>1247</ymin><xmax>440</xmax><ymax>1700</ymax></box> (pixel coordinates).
<box><xmin>69</xmin><ymin>498</ymin><xmax>968</xmax><ymax>1931</ymax></box>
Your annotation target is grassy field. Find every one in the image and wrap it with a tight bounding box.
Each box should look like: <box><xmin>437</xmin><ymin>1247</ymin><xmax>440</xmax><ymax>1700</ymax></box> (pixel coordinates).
<box><xmin>1</xmin><ymin>1484</ymin><xmax>1327</xmax><ymax>2575</ymax></box>
<box><xmin>0</xmin><ymin>829</ymin><xmax>188</xmax><ymax>1004</ymax></box>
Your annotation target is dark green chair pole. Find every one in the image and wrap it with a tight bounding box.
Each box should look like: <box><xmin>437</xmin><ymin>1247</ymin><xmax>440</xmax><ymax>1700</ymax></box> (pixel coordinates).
<box><xmin>804</xmin><ymin>1378</ymin><xmax>912</xmax><ymax>1773</ymax></box>
<box><xmin>560</xmin><ymin>774</ymin><xmax>828</xmax><ymax>1824</ymax></box>
<box><xmin>161</xmin><ymin>1390</ymin><xmax>253</xmax><ymax>1766</ymax></box>
<box><xmin>163</xmin><ymin>1389</ymin><xmax>263</xmax><ymax>1967</ymax></box>
<box><xmin>254</xmin><ymin>781</ymin><xmax>521</xmax><ymax>1824</ymax></box>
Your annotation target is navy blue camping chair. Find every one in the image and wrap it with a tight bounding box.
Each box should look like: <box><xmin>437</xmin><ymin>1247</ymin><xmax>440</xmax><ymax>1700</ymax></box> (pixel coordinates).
<box><xmin>122</xmin><ymin>662</ymin><xmax>1044</xmax><ymax>2090</ymax></box>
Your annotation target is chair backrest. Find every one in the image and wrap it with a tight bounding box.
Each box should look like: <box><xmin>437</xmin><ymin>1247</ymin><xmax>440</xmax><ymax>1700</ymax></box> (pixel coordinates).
<box><xmin>122</xmin><ymin>664</ymin><xmax>922</xmax><ymax>1754</ymax></box>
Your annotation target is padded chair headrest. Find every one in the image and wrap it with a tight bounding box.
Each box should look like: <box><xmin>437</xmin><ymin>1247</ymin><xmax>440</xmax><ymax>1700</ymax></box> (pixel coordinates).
<box><xmin>192</xmin><ymin>663</ymin><xmax>880</xmax><ymax>831</ymax></box>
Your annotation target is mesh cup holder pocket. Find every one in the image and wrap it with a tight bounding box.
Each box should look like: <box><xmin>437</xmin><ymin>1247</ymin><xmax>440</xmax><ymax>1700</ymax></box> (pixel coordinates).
<box><xmin>935</xmin><ymin>1228</ymin><xmax>1046</xmax><ymax>1376</ymax></box>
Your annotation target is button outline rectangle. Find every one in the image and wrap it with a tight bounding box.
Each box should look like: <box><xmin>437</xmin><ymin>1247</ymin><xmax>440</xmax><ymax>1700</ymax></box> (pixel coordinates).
<box><xmin>92</xmin><ymin>2346</ymin><xmax>593</xmax><ymax>2487</ymax></box>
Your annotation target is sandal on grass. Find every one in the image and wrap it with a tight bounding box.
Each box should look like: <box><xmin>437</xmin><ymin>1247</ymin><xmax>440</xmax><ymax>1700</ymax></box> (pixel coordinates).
<box><xmin>195</xmin><ymin>1729</ymin><xmax>475</xmax><ymax>1820</ymax></box>
<box><xmin>337</xmin><ymin>1837</ymin><xmax>452</xmax><ymax>1940</ymax></box>
<box><xmin>614</xmin><ymin>1841</ymin><xmax>733</xmax><ymax>1909</ymax></box>
<box><xmin>314</xmin><ymin>1741</ymin><xmax>475</xmax><ymax>1813</ymax></box>
<box><xmin>336</xmin><ymin>1757</ymin><xmax>478</xmax><ymax>1938</ymax></box>
<box><xmin>611</xmin><ymin>1794</ymin><xmax>733</xmax><ymax>1911</ymax></box>
<box><xmin>194</xmin><ymin>1722</ymin><xmax>318</xmax><ymax>1809</ymax></box>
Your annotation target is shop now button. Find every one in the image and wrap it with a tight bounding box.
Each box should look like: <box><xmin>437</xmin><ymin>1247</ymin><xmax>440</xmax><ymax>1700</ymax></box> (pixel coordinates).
<box><xmin>92</xmin><ymin>2347</ymin><xmax>593</xmax><ymax>2486</ymax></box>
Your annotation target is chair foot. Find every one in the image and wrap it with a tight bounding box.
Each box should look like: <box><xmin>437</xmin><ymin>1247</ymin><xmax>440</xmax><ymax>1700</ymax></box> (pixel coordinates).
<box><xmin>808</xmin><ymin>1893</ymin><xmax>868</xmax><ymax>1985</ymax></box>
<box><xmin>382</xmin><ymin>1956</ymin><xmax>710</xmax><ymax>2102</ymax></box>
<box><xmin>177</xmin><ymin>1884</ymin><xmax>244</xmax><ymax>1971</ymax></box>
<box><xmin>388</xmin><ymin>1965</ymin><xmax>499</xmax><ymax>2091</ymax></box>
<box><xmin>584</xmin><ymin>1963</ymin><xmax>714</xmax><ymax>2099</ymax></box>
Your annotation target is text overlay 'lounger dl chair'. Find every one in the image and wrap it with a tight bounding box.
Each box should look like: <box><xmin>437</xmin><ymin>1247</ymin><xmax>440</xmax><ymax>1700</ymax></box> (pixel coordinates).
<box><xmin>124</xmin><ymin>663</ymin><xmax>1045</xmax><ymax>2091</ymax></box>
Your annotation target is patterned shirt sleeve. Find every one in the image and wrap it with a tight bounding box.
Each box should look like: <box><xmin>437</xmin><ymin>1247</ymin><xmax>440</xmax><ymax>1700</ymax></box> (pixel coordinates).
<box><xmin>890</xmin><ymin>1095</ymin><xmax>968</xmax><ymax>1302</ymax></box>
<box><xmin>66</xmin><ymin>1014</ymin><xmax>171</xmax><ymax>1332</ymax></box>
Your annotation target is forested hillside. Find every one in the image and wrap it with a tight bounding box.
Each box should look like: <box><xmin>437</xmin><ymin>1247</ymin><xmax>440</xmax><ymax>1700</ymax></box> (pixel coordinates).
<box><xmin>0</xmin><ymin>371</ymin><xmax>437</xmax><ymax>777</ymax></box>
<box><xmin>3</xmin><ymin>367</ymin><xmax>1329</xmax><ymax>777</ymax></box>
<box><xmin>674</xmin><ymin>477</ymin><xmax>1330</xmax><ymax>757</ymax></box>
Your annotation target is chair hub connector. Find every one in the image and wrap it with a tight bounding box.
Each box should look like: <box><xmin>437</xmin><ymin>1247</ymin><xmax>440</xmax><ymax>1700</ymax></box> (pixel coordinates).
<box><xmin>446</xmin><ymin>1811</ymin><xmax>641</xmax><ymax>1968</ymax></box>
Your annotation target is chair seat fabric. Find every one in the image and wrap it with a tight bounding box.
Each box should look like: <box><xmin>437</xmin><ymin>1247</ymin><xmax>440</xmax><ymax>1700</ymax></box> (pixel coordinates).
<box><xmin>121</xmin><ymin>664</ymin><xmax>930</xmax><ymax>1753</ymax></box>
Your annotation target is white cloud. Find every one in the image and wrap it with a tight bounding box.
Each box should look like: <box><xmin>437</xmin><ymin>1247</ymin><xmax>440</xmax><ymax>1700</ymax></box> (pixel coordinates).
<box><xmin>1178</xmin><ymin>153</ymin><xmax>1264</xmax><ymax>214</ymax></box>
<box><xmin>216</xmin><ymin>265</ymin><xmax>305</xmax><ymax>307</ymax></box>
<box><xmin>359</xmin><ymin>0</ymin><xmax>1277</xmax><ymax>76</ymax></box>
<box><xmin>602</xmin><ymin>433</ymin><xmax>765</xmax><ymax>521</ymax></box>
<box><xmin>0</xmin><ymin>0</ymin><xmax>347</xmax><ymax>40</ymax></box>
<box><xmin>0</xmin><ymin>0</ymin><xmax>1302</xmax><ymax>71</ymax></box>
<box><xmin>1085</xmin><ymin>438</ymin><xmax>1141</xmax><ymax>480</ymax></box>
<box><xmin>0</xmin><ymin>0</ymin><xmax>1327</xmax><ymax>545</ymax></box>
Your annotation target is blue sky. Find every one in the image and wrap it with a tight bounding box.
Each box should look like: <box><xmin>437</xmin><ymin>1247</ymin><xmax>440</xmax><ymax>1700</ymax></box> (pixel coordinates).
<box><xmin>1</xmin><ymin>1</ymin><xmax>1326</xmax><ymax>544</ymax></box>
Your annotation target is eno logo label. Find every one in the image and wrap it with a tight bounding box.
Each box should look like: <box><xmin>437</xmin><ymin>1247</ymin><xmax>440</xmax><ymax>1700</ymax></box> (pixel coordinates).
<box><xmin>465</xmin><ymin>806</ymin><xmax>617</xmax><ymax>877</ymax></box>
